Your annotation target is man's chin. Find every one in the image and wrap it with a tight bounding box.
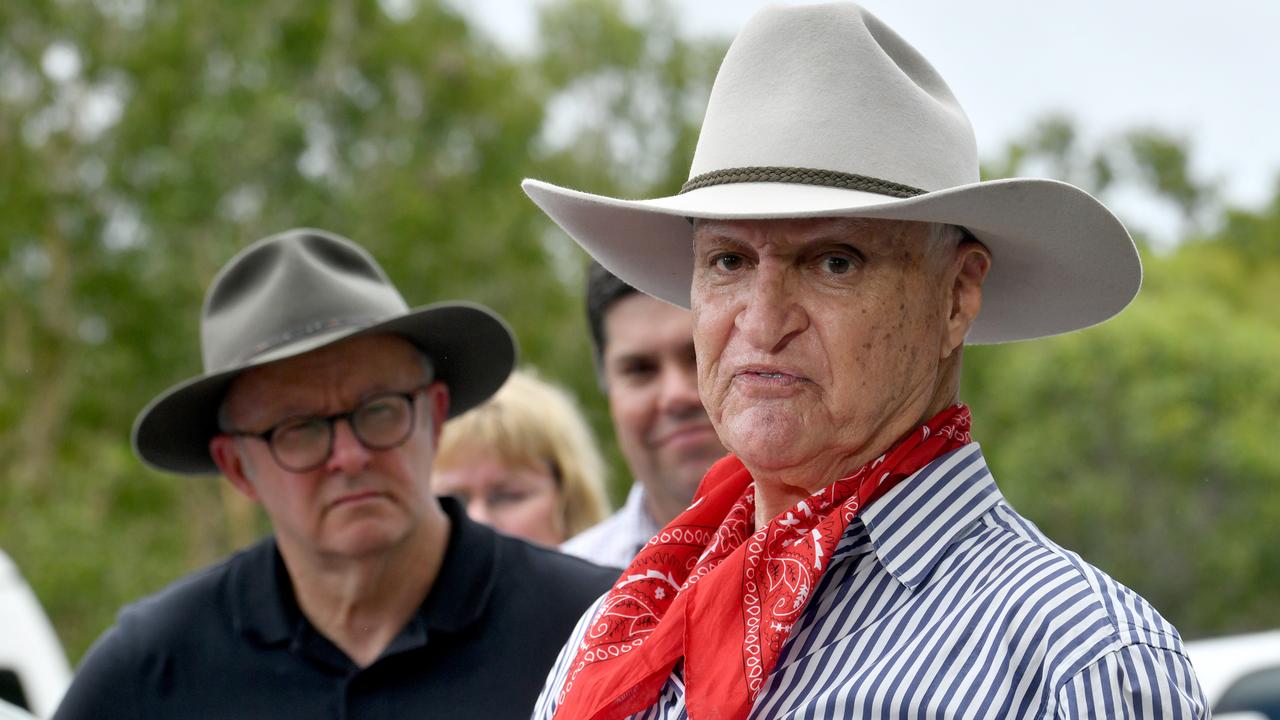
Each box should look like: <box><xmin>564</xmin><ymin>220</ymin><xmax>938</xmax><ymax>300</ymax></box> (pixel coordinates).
<box><xmin>320</xmin><ymin>518</ymin><xmax>414</xmax><ymax>560</ymax></box>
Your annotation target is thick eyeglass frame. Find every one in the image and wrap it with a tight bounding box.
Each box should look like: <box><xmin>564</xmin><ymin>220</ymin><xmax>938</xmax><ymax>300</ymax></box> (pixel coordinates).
<box><xmin>228</xmin><ymin>385</ymin><xmax>430</xmax><ymax>473</ymax></box>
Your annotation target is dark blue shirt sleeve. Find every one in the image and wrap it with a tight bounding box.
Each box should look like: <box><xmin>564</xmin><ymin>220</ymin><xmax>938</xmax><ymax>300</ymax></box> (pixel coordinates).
<box><xmin>52</xmin><ymin>618</ymin><xmax>141</xmax><ymax>720</ymax></box>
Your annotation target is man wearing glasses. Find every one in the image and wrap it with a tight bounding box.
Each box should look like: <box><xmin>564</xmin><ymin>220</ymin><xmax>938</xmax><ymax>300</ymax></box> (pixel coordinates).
<box><xmin>53</xmin><ymin>229</ymin><xmax>616</xmax><ymax>719</ymax></box>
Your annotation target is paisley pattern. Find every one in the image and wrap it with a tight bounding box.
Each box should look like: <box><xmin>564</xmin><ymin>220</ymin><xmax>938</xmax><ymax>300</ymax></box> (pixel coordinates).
<box><xmin>553</xmin><ymin>405</ymin><xmax>972</xmax><ymax>720</ymax></box>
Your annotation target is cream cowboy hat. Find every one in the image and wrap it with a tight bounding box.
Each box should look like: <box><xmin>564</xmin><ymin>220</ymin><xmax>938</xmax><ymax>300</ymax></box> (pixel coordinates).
<box><xmin>132</xmin><ymin>228</ymin><xmax>516</xmax><ymax>475</ymax></box>
<box><xmin>522</xmin><ymin>2</ymin><xmax>1140</xmax><ymax>344</ymax></box>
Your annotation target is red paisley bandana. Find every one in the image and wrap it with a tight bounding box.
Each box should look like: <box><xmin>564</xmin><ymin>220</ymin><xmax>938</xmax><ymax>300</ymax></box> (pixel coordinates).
<box><xmin>553</xmin><ymin>404</ymin><xmax>972</xmax><ymax>720</ymax></box>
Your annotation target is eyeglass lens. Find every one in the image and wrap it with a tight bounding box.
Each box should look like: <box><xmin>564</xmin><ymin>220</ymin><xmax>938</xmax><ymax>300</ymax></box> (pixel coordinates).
<box><xmin>269</xmin><ymin>392</ymin><xmax>416</xmax><ymax>471</ymax></box>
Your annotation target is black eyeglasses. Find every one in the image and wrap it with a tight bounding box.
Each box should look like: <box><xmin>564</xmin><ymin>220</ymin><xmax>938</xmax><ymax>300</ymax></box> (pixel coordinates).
<box><xmin>230</xmin><ymin>387</ymin><xmax>427</xmax><ymax>472</ymax></box>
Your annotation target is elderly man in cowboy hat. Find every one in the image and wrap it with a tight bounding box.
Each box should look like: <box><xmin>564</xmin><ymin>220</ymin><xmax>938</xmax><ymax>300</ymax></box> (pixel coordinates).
<box><xmin>523</xmin><ymin>4</ymin><xmax>1207</xmax><ymax>719</ymax></box>
<box><xmin>53</xmin><ymin>229</ymin><xmax>616</xmax><ymax>720</ymax></box>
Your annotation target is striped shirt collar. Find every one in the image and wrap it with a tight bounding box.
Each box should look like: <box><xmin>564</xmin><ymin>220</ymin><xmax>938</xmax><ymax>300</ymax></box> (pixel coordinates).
<box><xmin>857</xmin><ymin>443</ymin><xmax>1001</xmax><ymax>592</ymax></box>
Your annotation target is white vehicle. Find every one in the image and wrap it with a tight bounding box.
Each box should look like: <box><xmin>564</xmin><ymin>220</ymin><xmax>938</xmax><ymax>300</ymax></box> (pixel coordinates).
<box><xmin>1185</xmin><ymin>629</ymin><xmax>1280</xmax><ymax>720</ymax></box>
<box><xmin>0</xmin><ymin>550</ymin><xmax>71</xmax><ymax>718</ymax></box>
<box><xmin>0</xmin><ymin>700</ymin><xmax>36</xmax><ymax>720</ymax></box>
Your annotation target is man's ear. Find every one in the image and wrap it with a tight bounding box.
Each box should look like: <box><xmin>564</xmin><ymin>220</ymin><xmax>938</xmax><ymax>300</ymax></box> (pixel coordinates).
<box><xmin>210</xmin><ymin>435</ymin><xmax>261</xmax><ymax>503</ymax></box>
<box><xmin>943</xmin><ymin>241</ymin><xmax>992</xmax><ymax>359</ymax></box>
<box><xmin>426</xmin><ymin>381</ymin><xmax>451</xmax><ymax>445</ymax></box>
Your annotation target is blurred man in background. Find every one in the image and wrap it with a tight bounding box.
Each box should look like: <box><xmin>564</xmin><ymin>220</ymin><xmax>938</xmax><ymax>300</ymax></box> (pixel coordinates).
<box><xmin>560</xmin><ymin>263</ymin><xmax>726</xmax><ymax>566</ymax></box>
<box><xmin>54</xmin><ymin>229</ymin><xmax>615</xmax><ymax>720</ymax></box>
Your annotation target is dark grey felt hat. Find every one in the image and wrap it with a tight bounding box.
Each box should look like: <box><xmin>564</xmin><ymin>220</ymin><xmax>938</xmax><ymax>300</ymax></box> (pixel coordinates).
<box><xmin>132</xmin><ymin>228</ymin><xmax>516</xmax><ymax>475</ymax></box>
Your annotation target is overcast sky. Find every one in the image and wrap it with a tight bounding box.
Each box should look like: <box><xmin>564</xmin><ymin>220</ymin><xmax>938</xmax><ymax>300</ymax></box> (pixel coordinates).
<box><xmin>449</xmin><ymin>0</ymin><xmax>1279</xmax><ymax>239</ymax></box>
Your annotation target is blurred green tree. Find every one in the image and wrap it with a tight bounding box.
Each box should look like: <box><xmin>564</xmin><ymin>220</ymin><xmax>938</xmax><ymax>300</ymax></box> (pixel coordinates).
<box><xmin>0</xmin><ymin>0</ymin><xmax>722</xmax><ymax>660</ymax></box>
<box><xmin>1</xmin><ymin>0</ymin><xmax>1276</xmax><ymax>668</ymax></box>
<box><xmin>968</xmin><ymin>124</ymin><xmax>1280</xmax><ymax>635</ymax></box>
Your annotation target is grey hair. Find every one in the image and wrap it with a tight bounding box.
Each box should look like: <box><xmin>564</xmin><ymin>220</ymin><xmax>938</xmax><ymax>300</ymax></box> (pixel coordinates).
<box><xmin>924</xmin><ymin>223</ymin><xmax>972</xmax><ymax>271</ymax></box>
<box><xmin>928</xmin><ymin>222</ymin><xmax>967</xmax><ymax>246</ymax></box>
<box><xmin>414</xmin><ymin>346</ymin><xmax>436</xmax><ymax>385</ymax></box>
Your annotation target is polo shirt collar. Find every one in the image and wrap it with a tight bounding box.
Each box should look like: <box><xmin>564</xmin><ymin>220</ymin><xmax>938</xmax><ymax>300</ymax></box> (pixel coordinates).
<box><xmin>230</xmin><ymin>496</ymin><xmax>499</xmax><ymax>648</ymax></box>
<box><xmin>417</xmin><ymin>495</ymin><xmax>498</xmax><ymax>634</ymax></box>
<box><xmin>858</xmin><ymin>443</ymin><xmax>1002</xmax><ymax>591</ymax></box>
<box><xmin>229</xmin><ymin>536</ymin><xmax>299</xmax><ymax>646</ymax></box>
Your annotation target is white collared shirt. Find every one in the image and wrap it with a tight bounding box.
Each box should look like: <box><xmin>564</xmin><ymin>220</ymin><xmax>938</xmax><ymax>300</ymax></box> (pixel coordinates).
<box><xmin>561</xmin><ymin>484</ymin><xmax>660</xmax><ymax>569</ymax></box>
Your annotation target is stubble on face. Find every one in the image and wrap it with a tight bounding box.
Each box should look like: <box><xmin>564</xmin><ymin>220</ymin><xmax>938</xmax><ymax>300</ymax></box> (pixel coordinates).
<box><xmin>218</xmin><ymin>334</ymin><xmax>445</xmax><ymax>561</ymax></box>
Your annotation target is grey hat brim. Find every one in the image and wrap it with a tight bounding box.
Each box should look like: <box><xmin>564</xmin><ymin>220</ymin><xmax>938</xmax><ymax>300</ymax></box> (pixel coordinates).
<box><xmin>522</xmin><ymin>176</ymin><xmax>1141</xmax><ymax>344</ymax></box>
<box><xmin>132</xmin><ymin>301</ymin><xmax>516</xmax><ymax>475</ymax></box>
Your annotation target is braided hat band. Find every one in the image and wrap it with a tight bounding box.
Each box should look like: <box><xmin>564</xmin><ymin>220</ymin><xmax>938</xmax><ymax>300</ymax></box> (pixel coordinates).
<box><xmin>681</xmin><ymin>166</ymin><xmax>925</xmax><ymax>199</ymax></box>
<box><xmin>521</xmin><ymin>1</ymin><xmax>1141</xmax><ymax>344</ymax></box>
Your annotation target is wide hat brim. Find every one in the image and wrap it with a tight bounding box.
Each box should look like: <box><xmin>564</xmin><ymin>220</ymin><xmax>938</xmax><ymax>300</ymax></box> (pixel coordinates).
<box><xmin>523</xmin><ymin>176</ymin><xmax>1141</xmax><ymax>344</ymax></box>
<box><xmin>132</xmin><ymin>301</ymin><xmax>515</xmax><ymax>475</ymax></box>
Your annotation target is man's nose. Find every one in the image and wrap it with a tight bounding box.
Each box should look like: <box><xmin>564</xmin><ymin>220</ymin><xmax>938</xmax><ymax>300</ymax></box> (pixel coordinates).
<box><xmin>735</xmin><ymin>270</ymin><xmax>807</xmax><ymax>353</ymax></box>
<box><xmin>324</xmin><ymin>419</ymin><xmax>372</xmax><ymax>475</ymax></box>
<box><xmin>658</xmin><ymin>362</ymin><xmax>702</xmax><ymax>417</ymax></box>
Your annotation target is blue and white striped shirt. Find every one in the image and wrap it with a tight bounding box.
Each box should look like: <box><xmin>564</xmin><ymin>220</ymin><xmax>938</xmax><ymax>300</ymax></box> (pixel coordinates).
<box><xmin>533</xmin><ymin>444</ymin><xmax>1207</xmax><ymax>719</ymax></box>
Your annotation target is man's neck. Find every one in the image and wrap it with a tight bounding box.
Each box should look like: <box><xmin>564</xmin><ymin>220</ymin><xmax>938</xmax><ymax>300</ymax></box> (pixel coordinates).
<box><xmin>749</xmin><ymin>377</ymin><xmax>963</xmax><ymax>527</ymax></box>
<box><xmin>640</xmin><ymin>483</ymin><xmax>688</xmax><ymax>530</ymax></box>
<box><xmin>279</xmin><ymin>512</ymin><xmax>451</xmax><ymax>668</ymax></box>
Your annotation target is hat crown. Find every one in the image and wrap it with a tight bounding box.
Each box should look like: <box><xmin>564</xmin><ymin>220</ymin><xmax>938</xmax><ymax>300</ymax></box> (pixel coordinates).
<box><xmin>689</xmin><ymin>2</ymin><xmax>978</xmax><ymax>192</ymax></box>
<box><xmin>200</xmin><ymin>229</ymin><xmax>410</xmax><ymax>372</ymax></box>
<box><xmin>519</xmin><ymin>1</ymin><xmax>1140</xmax><ymax>350</ymax></box>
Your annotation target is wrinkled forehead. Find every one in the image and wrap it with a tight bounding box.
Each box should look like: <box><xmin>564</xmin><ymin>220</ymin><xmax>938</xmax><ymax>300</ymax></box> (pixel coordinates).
<box><xmin>223</xmin><ymin>334</ymin><xmax>432</xmax><ymax>419</ymax></box>
<box><xmin>691</xmin><ymin>216</ymin><xmax>928</xmax><ymax>252</ymax></box>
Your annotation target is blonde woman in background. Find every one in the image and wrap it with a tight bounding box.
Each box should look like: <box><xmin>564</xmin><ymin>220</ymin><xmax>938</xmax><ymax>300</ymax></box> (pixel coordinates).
<box><xmin>435</xmin><ymin>368</ymin><xmax>610</xmax><ymax>548</ymax></box>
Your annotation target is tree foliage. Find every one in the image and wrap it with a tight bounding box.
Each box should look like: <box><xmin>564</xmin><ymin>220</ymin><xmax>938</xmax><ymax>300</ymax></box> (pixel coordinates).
<box><xmin>969</xmin><ymin>123</ymin><xmax>1280</xmax><ymax>635</ymax></box>
<box><xmin>1</xmin><ymin>0</ymin><xmax>721</xmax><ymax>660</ymax></box>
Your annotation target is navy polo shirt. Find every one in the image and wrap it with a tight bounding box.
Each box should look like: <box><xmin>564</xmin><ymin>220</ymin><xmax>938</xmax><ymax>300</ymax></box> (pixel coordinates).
<box><xmin>54</xmin><ymin>498</ymin><xmax>618</xmax><ymax>719</ymax></box>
